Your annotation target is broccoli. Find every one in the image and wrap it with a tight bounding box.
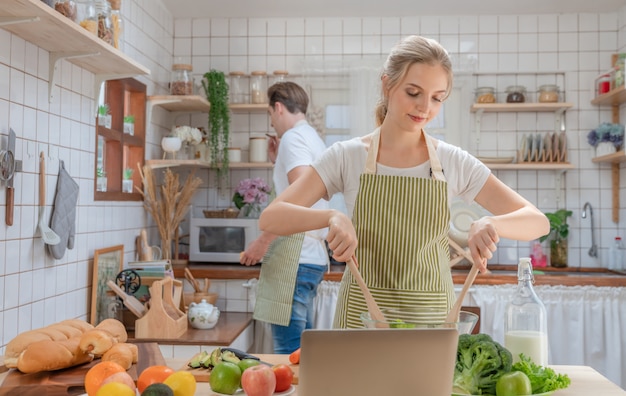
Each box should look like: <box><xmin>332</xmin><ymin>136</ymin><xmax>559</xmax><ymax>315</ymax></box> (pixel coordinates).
<box><xmin>453</xmin><ymin>333</ymin><xmax>513</xmax><ymax>395</ymax></box>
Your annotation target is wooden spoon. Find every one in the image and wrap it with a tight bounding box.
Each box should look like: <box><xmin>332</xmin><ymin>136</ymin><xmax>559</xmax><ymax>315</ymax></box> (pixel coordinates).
<box><xmin>346</xmin><ymin>256</ymin><xmax>388</xmax><ymax>328</ymax></box>
<box><xmin>184</xmin><ymin>267</ymin><xmax>201</xmax><ymax>292</ymax></box>
<box><xmin>445</xmin><ymin>263</ymin><xmax>480</xmax><ymax>324</ymax></box>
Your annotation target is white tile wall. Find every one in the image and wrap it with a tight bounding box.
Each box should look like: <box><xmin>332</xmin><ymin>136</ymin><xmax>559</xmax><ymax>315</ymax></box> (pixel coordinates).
<box><xmin>1</xmin><ymin>3</ymin><xmax>626</xmax><ymax>355</ymax></box>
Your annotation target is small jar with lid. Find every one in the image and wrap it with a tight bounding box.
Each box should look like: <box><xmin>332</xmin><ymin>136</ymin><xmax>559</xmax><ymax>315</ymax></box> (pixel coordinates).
<box><xmin>75</xmin><ymin>0</ymin><xmax>97</xmax><ymax>36</ymax></box>
<box><xmin>53</xmin><ymin>0</ymin><xmax>77</xmax><ymax>21</ymax></box>
<box><xmin>474</xmin><ymin>87</ymin><xmax>496</xmax><ymax>104</ymax></box>
<box><xmin>94</xmin><ymin>0</ymin><xmax>114</xmax><ymax>45</ymax></box>
<box><xmin>505</xmin><ymin>85</ymin><xmax>526</xmax><ymax>103</ymax></box>
<box><xmin>270</xmin><ymin>70</ymin><xmax>289</xmax><ymax>86</ymax></box>
<box><xmin>229</xmin><ymin>71</ymin><xmax>248</xmax><ymax>104</ymax></box>
<box><xmin>108</xmin><ymin>0</ymin><xmax>123</xmax><ymax>49</ymax></box>
<box><xmin>170</xmin><ymin>64</ymin><xmax>194</xmax><ymax>95</ymax></box>
<box><xmin>250</xmin><ymin>71</ymin><xmax>268</xmax><ymax>104</ymax></box>
<box><xmin>538</xmin><ymin>84</ymin><xmax>560</xmax><ymax>103</ymax></box>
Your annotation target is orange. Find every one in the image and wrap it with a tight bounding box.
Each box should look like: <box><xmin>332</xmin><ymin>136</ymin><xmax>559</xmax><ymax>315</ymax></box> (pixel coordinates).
<box><xmin>84</xmin><ymin>361</ymin><xmax>127</xmax><ymax>396</ymax></box>
<box><xmin>137</xmin><ymin>365</ymin><xmax>175</xmax><ymax>393</ymax></box>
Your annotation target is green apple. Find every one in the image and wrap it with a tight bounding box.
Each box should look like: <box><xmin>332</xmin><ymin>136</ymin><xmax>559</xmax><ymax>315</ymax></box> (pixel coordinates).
<box><xmin>209</xmin><ymin>361</ymin><xmax>242</xmax><ymax>395</ymax></box>
<box><xmin>238</xmin><ymin>358</ymin><xmax>261</xmax><ymax>373</ymax></box>
<box><xmin>496</xmin><ymin>371</ymin><xmax>532</xmax><ymax>396</ymax></box>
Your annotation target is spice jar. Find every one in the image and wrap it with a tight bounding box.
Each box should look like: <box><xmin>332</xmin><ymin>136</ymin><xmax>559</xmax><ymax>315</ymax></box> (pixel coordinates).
<box><xmin>505</xmin><ymin>85</ymin><xmax>526</xmax><ymax>103</ymax></box>
<box><xmin>94</xmin><ymin>0</ymin><xmax>114</xmax><ymax>45</ymax></box>
<box><xmin>54</xmin><ymin>0</ymin><xmax>77</xmax><ymax>21</ymax></box>
<box><xmin>108</xmin><ymin>0</ymin><xmax>123</xmax><ymax>49</ymax></box>
<box><xmin>474</xmin><ymin>87</ymin><xmax>496</xmax><ymax>104</ymax></box>
<box><xmin>229</xmin><ymin>71</ymin><xmax>248</xmax><ymax>104</ymax></box>
<box><xmin>76</xmin><ymin>0</ymin><xmax>97</xmax><ymax>36</ymax></box>
<box><xmin>538</xmin><ymin>84</ymin><xmax>560</xmax><ymax>103</ymax></box>
<box><xmin>270</xmin><ymin>70</ymin><xmax>289</xmax><ymax>86</ymax></box>
<box><xmin>170</xmin><ymin>64</ymin><xmax>194</xmax><ymax>95</ymax></box>
<box><xmin>250</xmin><ymin>71</ymin><xmax>268</xmax><ymax>104</ymax></box>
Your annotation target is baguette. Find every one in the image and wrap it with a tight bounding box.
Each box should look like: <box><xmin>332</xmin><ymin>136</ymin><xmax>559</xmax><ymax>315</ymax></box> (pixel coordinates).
<box><xmin>101</xmin><ymin>343</ymin><xmax>138</xmax><ymax>370</ymax></box>
<box><xmin>4</xmin><ymin>319</ymin><xmax>94</xmax><ymax>368</ymax></box>
<box><xmin>79</xmin><ymin>319</ymin><xmax>128</xmax><ymax>356</ymax></box>
<box><xmin>16</xmin><ymin>337</ymin><xmax>94</xmax><ymax>374</ymax></box>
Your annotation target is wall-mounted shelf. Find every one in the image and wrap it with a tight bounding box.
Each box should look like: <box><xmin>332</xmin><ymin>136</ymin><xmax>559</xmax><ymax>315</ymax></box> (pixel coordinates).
<box><xmin>0</xmin><ymin>0</ymin><xmax>150</xmax><ymax>104</ymax></box>
<box><xmin>590</xmin><ymin>85</ymin><xmax>626</xmax><ymax>106</ymax></box>
<box><xmin>484</xmin><ymin>162</ymin><xmax>575</xmax><ymax>170</ymax></box>
<box><xmin>146</xmin><ymin>159</ymin><xmax>273</xmax><ymax>170</ymax></box>
<box><xmin>148</xmin><ymin>95</ymin><xmax>210</xmax><ymax>112</ymax></box>
<box><xmin>470</xmin><ymin>102</ymin><xmax>574</xmax><ymax>113</ymax></box>
<box><xmin>229</xmin><ymin>103</ymin><xmax>269</xmax><ymax>113</ymax></box>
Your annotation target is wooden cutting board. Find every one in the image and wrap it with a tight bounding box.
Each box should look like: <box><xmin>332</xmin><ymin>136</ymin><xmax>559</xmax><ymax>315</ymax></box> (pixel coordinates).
<box><xmin>0</xmin><ymin>342</ymin><xmax>165</xmax><ymax>396</ymax></box>
<box><xmin>181</xmin><ymin>353</ymin><xmax>299</xmax><ymax>384</ymax></box>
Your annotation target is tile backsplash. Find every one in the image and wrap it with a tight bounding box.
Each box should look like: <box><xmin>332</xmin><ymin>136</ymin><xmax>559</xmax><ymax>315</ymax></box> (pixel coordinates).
<box><xmin>1</xmin><ymin>1</ymin><xmax>626</xmax><ymax>354</ymax></box>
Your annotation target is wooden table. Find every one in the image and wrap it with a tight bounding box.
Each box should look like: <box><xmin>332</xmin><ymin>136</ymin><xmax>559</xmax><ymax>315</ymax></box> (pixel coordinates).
<box><xmin>164</xmin><ymin>355</ymin><xmax>626</xmax><ymax>395</ymax></box>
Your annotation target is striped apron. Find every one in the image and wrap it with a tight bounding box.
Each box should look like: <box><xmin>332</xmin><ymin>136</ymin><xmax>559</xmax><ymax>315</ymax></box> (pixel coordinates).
<box><xmin>253</xmin><ymin>233</ymin><xmax>305</xmax><ymax>326</ymax></box>
<box><xmin>333</xmin><ymin>128</ymin><xmax>455</xmax><ymax>329</ymax></box>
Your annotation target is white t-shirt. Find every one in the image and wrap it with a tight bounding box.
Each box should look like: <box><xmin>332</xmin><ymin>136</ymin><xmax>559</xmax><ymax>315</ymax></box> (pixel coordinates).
<box><xmin>274</xmin><ymin>120</ymin><xmax>330</xmax><ymax>266</ymax></box>
<box><xmin>312</xmin><ymin>135</ymin><xmax>491</xmax><ymax>218</ymax></box>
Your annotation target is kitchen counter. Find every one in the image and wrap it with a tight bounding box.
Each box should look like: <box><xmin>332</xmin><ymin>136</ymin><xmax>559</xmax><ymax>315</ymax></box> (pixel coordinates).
<box><xmin>176</xmin><ymin>263</ymin><xmax>626</xmax><ymax>287</ymax></box>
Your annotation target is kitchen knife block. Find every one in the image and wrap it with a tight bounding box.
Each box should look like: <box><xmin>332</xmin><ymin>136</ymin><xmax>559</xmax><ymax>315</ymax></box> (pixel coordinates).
<box><xmin>135</xmin><ymin>277</ymin><xmax>187</xmax><ymax>339</ymax></box>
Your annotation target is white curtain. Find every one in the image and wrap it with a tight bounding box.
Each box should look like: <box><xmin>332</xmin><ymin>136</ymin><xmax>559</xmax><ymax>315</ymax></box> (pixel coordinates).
<box><xmin>244</xmin><ymin>279</ymin><xmax>340</xmax><ymax>354</ymax></box>
<box><xmin>470</xmin><ymin>284</ymin><xmax>626</xmax><ymax>389</ymax></box>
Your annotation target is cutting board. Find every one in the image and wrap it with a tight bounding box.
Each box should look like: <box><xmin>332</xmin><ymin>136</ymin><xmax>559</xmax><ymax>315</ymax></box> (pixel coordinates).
<box><xmin>0</xmin><ymin>342</ymin><xmax>165</xmax><ymax>396</ymax></box>
<box><xmin>181</xmin><ymin>353</ymin><xmax>299</xmax><ymax>384</ymax></box>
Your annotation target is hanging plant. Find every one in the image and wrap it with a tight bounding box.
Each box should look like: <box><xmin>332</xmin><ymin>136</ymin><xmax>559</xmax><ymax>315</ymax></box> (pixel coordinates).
<box><xmin>202</xmin><ymin>70</ymin><xmax>230</xmax><ymax>181</ymax></box>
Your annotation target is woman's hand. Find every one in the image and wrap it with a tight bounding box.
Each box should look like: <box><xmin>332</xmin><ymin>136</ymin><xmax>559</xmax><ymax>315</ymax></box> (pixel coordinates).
<box><xmin>467</xmin><ymin>217</ymin><xmax>499</xmax><ymax>272</ymax></box>
<box><xmin>326</xmin><ymin>211</ymin><xmax>358</xmax><ymax>263</ymax></box>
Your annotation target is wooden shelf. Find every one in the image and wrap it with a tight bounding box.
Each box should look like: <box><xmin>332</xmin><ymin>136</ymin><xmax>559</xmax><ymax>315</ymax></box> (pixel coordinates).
<box><xmin>229</xmin><ymin>103</ymin><xmax>269</xmax><ymax>113</ymax></box>
<box><xmin>146</xmin><ymin>159</ymin><xmax>273</xmax><ymax>170</ymax></box>
<box><xmin>470</xmin><ymin>102</ymin><xmax>573</xmax><ymax>113</ymax></box>
<box><xmin>591</xmin><ymin>151</ymin><xmax>626</xmax><ymax>164</ymax></box>
<box><xmin>1</xmin><ymin>0</ymin><xmax>149</xmax><ymax>103</ymax></box>
<box><xmin>590</xmin><ymin>86</ymin><xmax>626</xmax><ymax>106</ymax></box>
<box><xmin>484</xmin><ymin>162</ymin><xmax>574</xmax><ymax>170</ymax></box>
<box><xmin>147</xmin><ymin>95</ymin><xmax>210</xmax><ymax>113</ymax></box>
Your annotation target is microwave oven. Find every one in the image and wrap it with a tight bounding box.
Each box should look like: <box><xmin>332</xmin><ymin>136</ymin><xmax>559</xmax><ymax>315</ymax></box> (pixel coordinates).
<box><xmin>189</xmin><ymin>217</ymin><xmax>261</xmax><ymax>263</ymax></box>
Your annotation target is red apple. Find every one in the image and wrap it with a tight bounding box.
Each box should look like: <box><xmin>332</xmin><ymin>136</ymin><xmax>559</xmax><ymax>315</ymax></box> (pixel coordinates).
<box><xmin>272</xmin><ymin>364</ymin><xmax>294</xmax><ymax>392</ymax></box>
<box><xmin>241</xmin><ymin>364</ymin><xmax>276</xmax><ymax>396</ymax></box>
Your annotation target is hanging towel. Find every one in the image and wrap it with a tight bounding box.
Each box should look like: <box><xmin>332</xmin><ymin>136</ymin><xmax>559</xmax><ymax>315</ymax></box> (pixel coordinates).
<box><xmin>47</xmin><ymin>160</ymin><xmax>79</xmax><ymax>259</ymax></box>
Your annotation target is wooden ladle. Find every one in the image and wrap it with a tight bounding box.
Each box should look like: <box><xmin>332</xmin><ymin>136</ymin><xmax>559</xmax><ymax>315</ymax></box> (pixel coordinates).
<box><xmin>346</xmin><ymin>256</ymin><xmax>388</xmax><ymax>328</ymax></box>
<box><xmin>445</xmin><ymin>263</ymin><xmax>480</xmax><ymax>324</ymax></box>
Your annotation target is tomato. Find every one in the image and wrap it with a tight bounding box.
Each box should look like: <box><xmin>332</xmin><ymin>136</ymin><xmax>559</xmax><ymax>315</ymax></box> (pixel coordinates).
<box><xmin>272</xmin><ymin>364</ymin><xmax>294</xmax><ymax>393</ymax></box>
<box><xmin>496</xmin><ymin>371</ymin><xmax>533</xmax><ymax>396</ymax></box>
<box><xmin>137</xmin><ymin>365</ymin><xmax>175</xmax><ymax>393</ymax></box>
<box><xmin>288</xmin><ymin>348</ymin><xmax>301</xmax><ymax>364</ymax></box>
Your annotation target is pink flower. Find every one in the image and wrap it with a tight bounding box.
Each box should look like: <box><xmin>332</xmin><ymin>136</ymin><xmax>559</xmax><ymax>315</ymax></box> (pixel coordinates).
<box><xmin>232</xmin><ymin>177</ymin><xmax>271</xmax><ymax>210</ymax></box>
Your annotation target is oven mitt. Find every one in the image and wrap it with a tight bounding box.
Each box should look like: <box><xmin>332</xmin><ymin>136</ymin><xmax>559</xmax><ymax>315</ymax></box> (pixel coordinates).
<box><xmin>47</xmin><ymin>160</ymin><xmax>79</xmax><ymax>259</ymax></box>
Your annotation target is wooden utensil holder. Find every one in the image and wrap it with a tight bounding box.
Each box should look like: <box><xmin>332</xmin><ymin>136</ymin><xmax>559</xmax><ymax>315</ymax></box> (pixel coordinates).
<box><xmin>135</xmin><ymin>277</ymin><xmax>187</xmax><ymax>339</ymax></box>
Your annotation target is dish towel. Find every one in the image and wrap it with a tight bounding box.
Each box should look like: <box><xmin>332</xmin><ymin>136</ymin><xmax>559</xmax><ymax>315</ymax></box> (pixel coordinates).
<box><xmin>47</xmin><ymin>160</ymin><xmax>79</xmax><ymax>259</ymax></box>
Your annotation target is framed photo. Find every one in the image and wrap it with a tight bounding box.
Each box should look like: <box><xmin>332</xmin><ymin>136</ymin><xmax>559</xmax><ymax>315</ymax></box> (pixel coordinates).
<box><xmin>91</xmin><ymin>245</ymin><xmax>124</xmax><ymax>325</ymax></box>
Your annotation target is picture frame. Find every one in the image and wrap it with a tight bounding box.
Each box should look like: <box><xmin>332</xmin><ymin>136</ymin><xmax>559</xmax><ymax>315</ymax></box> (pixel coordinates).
<box><xmin>91</xmin><ymin>245</ymin><xmax>124</xmax><ymax>326</ymax></box>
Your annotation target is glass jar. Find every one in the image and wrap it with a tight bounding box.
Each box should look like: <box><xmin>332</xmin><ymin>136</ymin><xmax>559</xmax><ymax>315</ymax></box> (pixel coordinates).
<box><xmin>505</xmin><ymin>85</ymin><xmax>526</xmax><ymax>103</ymax></box>
<box><xmin>614</xmin><ymin>57</ymin><xmax>625</xmax><ymax>88</ymax></box>
<box><xmin>54</xmin><ymin>0</ymin><xmax>77</xmax><ymax>21</ymax></box>
<box><xmin>270</xmin><ymin>70</ymin><xmax>289</xmax><ymax>86</ymax></box>
<box><xmin>170</xmin><ymin>64</ymin><xmax>194</xmax><ymax>95</ymax></box>
<box><xmin>474</xmin><ymin>87</ymin><xmax>496</xmax><ymax>103</ymax></box>
<box><xmin>250</xmin><ymin>71</ymin><xmax>268</xmax><ymax>104</ymax></box>
<box><xmin>76</xmin><ymin>0</ymin><xmax>97</xmax><ymax>36</ymax></box>
<box><xmin>108</xmin><ymin>0</ymin><xmax>122</xmax><ymax>49</ymax></box>
<box><xmin>229</xmin><ymin>71</ymin><xmax>248</xmax><ymax>104</ymax></box>
<box><xmin>94</xmin><ymin>0</ymin><xmax>114</xmax><ymax>45</ymax></box>
<box><xmin>538</xmin><ymin>84</ymin><xmax>560</xmax><ymax>103</ymax></box>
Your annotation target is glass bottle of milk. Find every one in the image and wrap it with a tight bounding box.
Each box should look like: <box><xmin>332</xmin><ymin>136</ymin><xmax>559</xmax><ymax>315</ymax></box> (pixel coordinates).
<box><xmin>504</xmin><ymin>257</ymin><xmax>549</xmax><ymax>366</ymax></box>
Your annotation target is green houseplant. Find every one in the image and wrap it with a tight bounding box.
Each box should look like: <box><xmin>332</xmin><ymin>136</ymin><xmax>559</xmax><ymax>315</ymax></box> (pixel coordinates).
<box><xmin>539</xmin><ymin>209</ymin><xmax>573</xmax><ymax>268</ymax></box>
<box><xmin>202</xmin><ymin>70</ymin><xmax>230</xmax><ymax>182</ymax></box>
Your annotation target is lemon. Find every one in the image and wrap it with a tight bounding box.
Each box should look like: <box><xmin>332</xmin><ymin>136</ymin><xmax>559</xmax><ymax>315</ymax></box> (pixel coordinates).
<box><xmin>95</xmin><ymin>382</ymin><xmax>136</xmax><ymax>396</ymax></box>
<box><xmin>163</xmin><ymin>371</ymin><xmax>197</xmax><ymax>396</ymax></box>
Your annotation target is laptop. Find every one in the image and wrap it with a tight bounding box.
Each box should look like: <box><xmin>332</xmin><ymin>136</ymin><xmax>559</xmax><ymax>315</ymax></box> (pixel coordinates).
<box><xmin>298</xmin><ymin>327</ymin><xmax>459</xmax><ymax>396</ymax></box>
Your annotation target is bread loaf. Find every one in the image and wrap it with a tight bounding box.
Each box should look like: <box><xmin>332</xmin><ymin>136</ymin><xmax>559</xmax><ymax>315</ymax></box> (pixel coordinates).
<box><xmin>16</xmin><ymin>337</ymin><xmax>94</xmax><ymax>374</ymax></box>
<box><xmin>4</xmin><ymin>319</ymin><xmax>94</xmax><ymax>368</ymax></box>
<box><xmin>79</xmin><ymin>319</ymin><xmax>128</xmax><ymax>356</ymax></box>
<box><xmin>101</xmin><ymin>343</ymin><xmax>138</xmax><ymax>370</ymax></box>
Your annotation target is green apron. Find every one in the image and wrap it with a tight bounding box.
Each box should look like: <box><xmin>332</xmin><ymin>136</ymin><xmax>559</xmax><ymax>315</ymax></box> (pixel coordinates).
<box><xmin>253</xmin><ymin>233</ymin><xmax>305</xmax><ymax>326</ymax></box>
<box><xmin>333</xmin><ymin>128</ymin><xmax>455</xmax><ymax>329</ymax></box>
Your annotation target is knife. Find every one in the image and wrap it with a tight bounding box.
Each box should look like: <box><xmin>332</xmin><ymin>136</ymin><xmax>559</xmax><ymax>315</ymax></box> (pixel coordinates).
<box><xmin>221</xmin><ymin>347</ymin><xmax>274</xmax><ymax>366</ymax></box>
<box><xmin>5</xmin><ymin>128</ymin><xmax>15</xmax><ymax>226</ymax></box>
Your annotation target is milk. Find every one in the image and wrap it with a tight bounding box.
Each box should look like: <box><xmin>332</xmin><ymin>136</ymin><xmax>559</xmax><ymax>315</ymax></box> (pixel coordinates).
<box><xmin>505</xmin><ymin>330</ymin><xmax>548</xmax><ymax>366</ymax></box>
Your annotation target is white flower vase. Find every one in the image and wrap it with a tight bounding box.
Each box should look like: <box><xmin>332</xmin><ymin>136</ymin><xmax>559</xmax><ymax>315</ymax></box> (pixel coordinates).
<box><xmin>595</xmin><ymin>142</ymin><xmax>616</xmax><ymax>157</ymax></box>
<box><xmin>161</xmin><ymin>136</ymin><xmax>182</xmax><ymax>159</ymax></box>
<box><xmin>238</xmin><ymin>203</ymin><xmax>262</xmax><ymax>219</ymax></box>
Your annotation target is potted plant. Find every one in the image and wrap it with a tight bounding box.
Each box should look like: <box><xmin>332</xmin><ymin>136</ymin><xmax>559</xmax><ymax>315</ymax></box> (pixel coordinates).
<box><xmin>96</xmin><ymin>166</ymin><xmax>107</xmax><ymax>192</ymax></box>
<box><xmin>98</xmin><ymin>104</ymin><xmax>111</xmax><ymax>128</ymax></box>
<box><xmin>122</xmin><ymin>168</ymin><xmax>133</xmax><ymax>193</ymax></box>
<box><xmin>123</xmin><ymin>115</ymin><xmax>135</xmax><ymax>135</ymax></box>
<box><xmin>202</xmin><ymin>70</ymin><xmax>230</xmax><ymax>182</ymax></box>
<box><xmin>539</xmin><ymin>209</ymin><xmax>573</xmax><ymax>268</ymax></box>
<box><xmin>587</xmin><ymin>122</ymin><xmax>624</xmax><ymax>157</ymax></box>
